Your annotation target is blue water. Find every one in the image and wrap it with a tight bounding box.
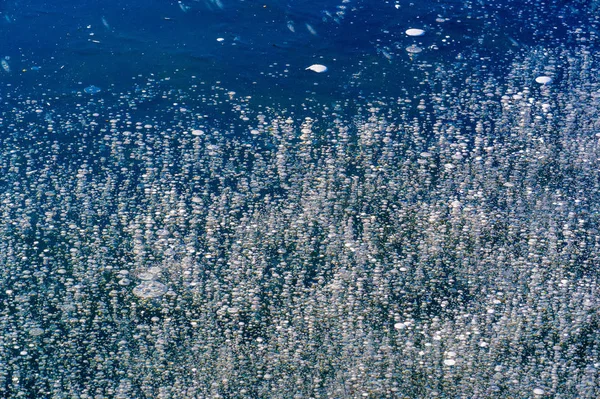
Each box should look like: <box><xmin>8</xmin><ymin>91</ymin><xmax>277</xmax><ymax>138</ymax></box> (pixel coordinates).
<box><xmin>1</xmin><ymin>1</ymin><xmax>600</xmax><ymax>398</ymax></box>
<box><xmin>2</xmin><ymin>0</ymin><xmax>593</xmax><ymax>107</ymax></box>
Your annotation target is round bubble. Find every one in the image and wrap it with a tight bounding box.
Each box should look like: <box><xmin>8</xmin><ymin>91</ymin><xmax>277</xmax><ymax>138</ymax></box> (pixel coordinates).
<box><xmin>132</xmin><ymin>281</ymin><xmax>167</xmax><ymax>299</ymax></box>
<box><xmin>136</xmin><ymin>272</ymin><xmax>157</xmax><ymax>281</ymax></box>
<box><xmin>406</xmin><ymin>45</ymin><xmax>423</xmax><ymax>54</ymax></box>
<box><xmin>28</xmin><ymin>327</ymin><xmax>44</xmax><ymax>337</ymax></box>
<box><xmin>405</xmin><ymin>28</ymin><xmax>425</xmax><ymax>36</ymax></box>
<box><xmin>118</xmin><ymin>278</ymin><xmax>131</xmax><ymax>286</ymax></box>
<box><xmin>535</xmin><ymin>76</ymin><xmax>552</xmax><ymax>84</ymax></box>
<box><xmin>84</xmin><ymin>85</ymin><xmax>101</xmax><ymax>94</ymax></box>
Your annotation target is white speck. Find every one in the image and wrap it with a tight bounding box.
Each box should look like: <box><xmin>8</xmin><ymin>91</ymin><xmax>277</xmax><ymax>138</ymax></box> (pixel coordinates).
<box><xmin>394</xmin><ymin>322</ymin><xmax>406</xmax><ymax>330</ymax></box>
<box><xmin>306</xmin><ymin>64</ymin><xmax>328</xmax><ymax>73</ymax></box>
<box><xmin>217</xmin><ymin>37</ymin><xmax>225</xmax><ymax>42</ymax></box>
<box><xmin>535</xmin><ymin>76</ymin><xmax>552</xmax><ymax>84</ymax></box>
<box><xmin>406</xmin><ymin>28</ymin><xmax>425</xmax><ymax>37</ymax></box>
<box><xmin>191</xmin><ymin>129</ymin><xmax>204</xmax><ymax>136</ymax></box>
<box><xmin>533</xmin><ymin>388</ymin><xmax>545</xmax><ymax>395</ymax></box>
<box><xmin>444</xmin><ymin>359</ymin><xmax>456</xmax><ymax>366</ymax></box>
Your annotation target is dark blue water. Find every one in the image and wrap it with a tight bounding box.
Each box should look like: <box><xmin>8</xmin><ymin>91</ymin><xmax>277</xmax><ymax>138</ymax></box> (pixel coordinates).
<box><xmin>2</xmin><ymin>0</ymin><xmax>594</xmax><ymax>107</ymax></box>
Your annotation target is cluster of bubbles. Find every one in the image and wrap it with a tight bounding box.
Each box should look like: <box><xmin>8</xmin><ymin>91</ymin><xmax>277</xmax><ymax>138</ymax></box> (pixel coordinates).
<box><xmin>1</xmin><ymin>3</ymin><xmax>600</xmax><ymax>399</ymax></box>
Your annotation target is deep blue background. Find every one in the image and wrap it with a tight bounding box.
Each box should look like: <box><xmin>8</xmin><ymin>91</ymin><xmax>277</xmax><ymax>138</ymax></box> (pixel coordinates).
<box><xmin>0</xmin><ymin>0</ymin><xmax>596</xmax><ymax>107</ymax></box>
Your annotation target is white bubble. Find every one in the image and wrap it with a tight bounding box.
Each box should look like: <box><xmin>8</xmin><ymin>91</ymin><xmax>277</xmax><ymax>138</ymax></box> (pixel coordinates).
<box><xmin>535</xmin><ymin>76</ymin><xmax>552</xmax><ymax>84</ymax></box>
<box><xmin>394</xmin><ymin>322</ymin><xmax>406</xmax><ymax>330</ymax></box>
<box><xmin>405</xmin><ymin>45</ymin><xmax>422</xmax><ymax>54</ymax></box>
<box><xmin>132</xmin><ymin>281</ymin><xmax>167</xmax><ymax>299</ymax></box>
<box><xmin>136</xmin><ymin>272</ymin><xmax>156</xmax><ymax>281</ymax></box>
<box><xmin>306</xmin><ymin>64</ymin><xmax>328</xmax><ymax>73</ymax></box>
<box><xmin>533</xmin><ymin>388</ymin><xmax>545</xmax><ymax>395</ymax></box>
<box><xmin>28</xmin><ymin>327</ymin><xmax>44</xmax><ymax>337</ymax></box>
<box><xmin>191</xmin><ymin>129</ymin><xmax>204</xmax><ymax>136</ymax></box>
<box><xmin>405</xmin><ymin>28</ymin><xmax>425</xmax><ymax>37</ymax></box>
<box><xmin>443</xmin><ymin>359</ymin><xmax>456</xmax><ymax>366</ymax></box>
<box><xmin>1</xmin><ymin>59</ymin><xmax>11</xmax><ymax>73</ymax></box>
